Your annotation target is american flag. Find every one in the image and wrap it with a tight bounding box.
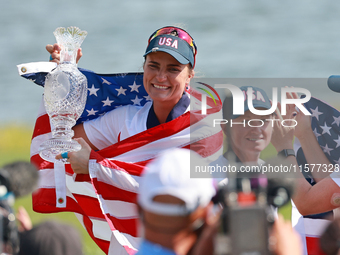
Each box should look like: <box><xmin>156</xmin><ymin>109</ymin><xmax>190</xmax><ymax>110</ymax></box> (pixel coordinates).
<box><xmin>18</xmin><ymin>62</ymin><xmax>223</xmax><ymax>255</ymax></box>
<box><xmin>293</xmin><ymin>96</ymin><xmax>340</xmax><ymax>255</ymax></box>
<box><xmin>296</xmin><ymin>96</ymin><xmax>340</xmax><ymax>179</ymax></box>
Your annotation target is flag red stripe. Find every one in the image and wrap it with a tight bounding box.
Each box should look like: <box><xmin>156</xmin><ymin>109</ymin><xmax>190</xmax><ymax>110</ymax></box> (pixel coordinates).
<box><xmin>33</xmin><ymin>188</ymin><xmax>87</xmax><ymax>214</ymax></box>
<box><xmin>74</xmin><ymin>173</ymin><xmax>91</xmax><ymax>182</ymax></box>
<box><xmin>106</xmin><ymin>214</ymin><xmax>138</xmax><ymax>238</ymax></box>
<box><xmin>32</xmin><ymin>113</ymin><xmax>51</xmax><ymax>138</ymax></box>
<box><xmin>98</xmin><ymin>111</ymin><xmax>192</xmax><ymax>158</ymax></box>
<box><xmin>92</xmin><ymin>178</ymin><xmax>137</xmax><ymax>204</ymax></box>
<box><xmin>31</xmin><ymin>154</ymin><xmax>54</xmax><ymax>170</ymax></box>
<box><xmin>306</xmin><ymin>236</ymin><xmax>326</xmax><ymax>255</ymax></box>
<box><xmin>73</xmin><ymin>194</ymin><xmax>106</xmax><ymax>219</ymax></box>
<box><xmin>31</xmin><ymin>154</ymin><xmax>75</xmax><ymax>175</ymax></box>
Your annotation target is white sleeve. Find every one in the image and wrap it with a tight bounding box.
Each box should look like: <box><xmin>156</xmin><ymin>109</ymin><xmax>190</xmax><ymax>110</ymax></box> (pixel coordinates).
<box><xmin>83</xmin><ymin>106</ymin><xmax>130</xmax><ymax>150</ymax></box>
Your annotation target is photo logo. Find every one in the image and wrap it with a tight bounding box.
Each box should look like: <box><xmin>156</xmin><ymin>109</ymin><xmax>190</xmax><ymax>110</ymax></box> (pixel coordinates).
<box><xmin>211</xmin><ymin>84</ymin><xmax>312</xmax><ymax>116</ymax></box>
<box><xmin>197</xmin><ymin>82</ymin><xmax>222</xmax><ymax>115</ymax></box>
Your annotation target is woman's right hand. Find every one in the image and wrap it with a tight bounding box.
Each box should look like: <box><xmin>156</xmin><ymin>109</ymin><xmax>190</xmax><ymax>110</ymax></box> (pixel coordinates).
<box><xmin>55</xmin><ymin>137</ymin><xmax>91</xmax><ymax>174</ymax></box>
<box><xmin>270</xmin><ymin>215</ymin><xmax>303</xmax><ymax>255</ymax></box>
<box><xmin>284</xmin><ymin>90</ymin><xmax>312</xmax><ymax>140</ymax></box>
<box><xmin>46</xmin><ymin>43</ymin><xmax>82</xmax><ymax>64</ymax></box>
<box><xmin>294</xmin><ymin>110</ymin><xmax>312</xmax><ymax>141</ymax></box>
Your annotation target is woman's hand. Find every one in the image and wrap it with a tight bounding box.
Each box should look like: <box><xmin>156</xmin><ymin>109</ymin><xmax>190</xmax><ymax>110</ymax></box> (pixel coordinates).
<box><xmin>46</xmin><ymin>43</ymin><xmax>82</xmax><ymax>64</ymax></box>
<box><xmin>271</xmin><ymin>99</ymin><xmax>296</xmax><ymax>152</ymax></box>
<box><xmin>55</xmin><ymin>138</ymin><xmax>91</xmax><ymax>174</ymax></box>
<box><xmin>16</xmin><ymin>206</ymin><xmax>32</xmax><ymax>232</ymax></box>
<box><xmin>284</xmin><ymin>91</ymin><xmax>312</xmax><ymax>140</ymax></box>
<box><xmin>294</xmin><ymin>110</ymin><xmax>312</xmax><ymax>141</ymax></box>
<box><xmin>270</xmin><ymin>215</ymin><xmax>302</xmax><ymax>255</ymax></box>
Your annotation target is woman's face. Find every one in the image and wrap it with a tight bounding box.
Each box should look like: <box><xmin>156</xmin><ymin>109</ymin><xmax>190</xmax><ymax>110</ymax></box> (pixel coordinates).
<box><xmin>143</xmin><ymin>51</ymin><xmax>194</xmax><ymax>107</ymax></box>
<box><xmin>228</xmin><ymin>110</ymin><xmax>274</xmax><ymax>162</ymax></box>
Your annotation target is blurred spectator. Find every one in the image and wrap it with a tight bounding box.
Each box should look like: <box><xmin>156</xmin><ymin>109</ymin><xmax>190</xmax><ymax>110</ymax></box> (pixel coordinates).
<box><xmin>270</xmin><ymin>215</ymin><xmax>303</xmax><ymax>255</ymax></box>
<box><xmin>17</xmin><ymin>207</ymin><xmax>83</xmax><ymax>255</ymax></box>
<box><xmin>136</xmin><ymin>148</ymin><xmax>217</xmax><ymax>255</ymax></box>
<box><xmin>0</xmin><ymin>200</ymin><xmax>19</xmax><ymax>254</ymax></box>
<box><xmin>319</xmin><ymin>217</ymin><xmax>340</xmax><ymax>255</ymax></box>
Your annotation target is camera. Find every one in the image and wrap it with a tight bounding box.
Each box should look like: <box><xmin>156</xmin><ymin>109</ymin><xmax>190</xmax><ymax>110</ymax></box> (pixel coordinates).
<box><xmin>0</xmin><ymin>161</ymin><xmax>38</xmax><ymax>255</ymax></box>
<box><xmin>213</xmin><ymin>158</ymin><xmax>295</xmax><ymax>255</ymax></box>
<box><xmin>0</xmin><ymin>169</ymin><xmax>19</xmax><ymax>255</ymax></box>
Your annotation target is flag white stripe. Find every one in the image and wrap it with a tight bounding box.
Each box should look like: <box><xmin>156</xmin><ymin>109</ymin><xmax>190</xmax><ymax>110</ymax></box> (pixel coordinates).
<box><xmin>17</xmin><ymin>62</ymin><xmax>56</xmax><ymax>75</ymax></box>
<box><xmin>304</xmin><ymin>218</ymin><xmax>330</xmax><ymax>237</ymax></box>
<box><xmin>37</xmin><ymin>168</ymin><xmax>56</xmax><ymax>188</ymax></box>
<box><xmin>91</xmin><ymin>217</ymin><xmax>113</xmax><ymax>241</ymax></box>
<box><xmin>66</xmin><ymin>175</ymin><xmax>97</xmax><ymax>198</ymax></box>
<box><xmin>99</xmin><ymin>195</ymin><xmax>138</xmax><ymax>219</ymax></box>
<box><xmin>89</xmin><ymin>160</ymin><xmax>140</xmax><ymax>193</ymax></box>
<box><xmin>31</xmin><ymin>132</ymin><xmax>52</xmax><ymax>157</ymax></box>
<box><xmin>37</xmin><ymin>169</ymin><xmax>98</xmax><ymax>199</ymax></box>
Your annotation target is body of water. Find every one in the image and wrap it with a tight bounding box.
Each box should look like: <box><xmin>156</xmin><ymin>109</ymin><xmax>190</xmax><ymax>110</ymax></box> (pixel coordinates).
<box><xmin>2</xmin><ymin>0</ymin><xmax>340</xmax><ymax>124</ymax></box>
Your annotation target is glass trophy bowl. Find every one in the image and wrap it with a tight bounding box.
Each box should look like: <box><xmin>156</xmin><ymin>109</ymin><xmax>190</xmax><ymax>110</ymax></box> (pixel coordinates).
<box><xmin>39</xmin><ymin>27</ymin><xmax>88</xmax><ymax>163</ymax></box>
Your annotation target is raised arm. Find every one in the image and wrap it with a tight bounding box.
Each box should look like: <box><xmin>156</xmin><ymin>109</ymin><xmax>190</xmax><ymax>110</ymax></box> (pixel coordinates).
<box><xmin>294</xmin><ymin>175</ymin><xmax>340</xmax><ymax>215</ymax></box>
<box><xmin>294</xmin><ymin>108</ymin><xmax>332</xmax><ymax>181</ymax></box>
<box><xmin>271</xmin><ymin>95</ymin><xmax>340</xmax><ymax>215</ymax></box>
<box><xmin>292</xmin><ymin>109</ymin><xmax>340</xmax><ymax>215</ymax></box>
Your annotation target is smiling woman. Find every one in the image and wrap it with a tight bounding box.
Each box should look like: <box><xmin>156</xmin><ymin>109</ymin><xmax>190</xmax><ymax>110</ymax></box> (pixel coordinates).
<box><xmin>219</xmin><ymin>86</ymin><xmax>275</xmax><ymax>164</ymax></box>
<box><xmin>229</xmin><ymin>111</ymin><xmax>274</xmax><ymax>163</ymax></box>
<box><xmin>68</xmin><ymin>26</ymin><xmax>197</xmax><ymax>154</ymax></box>
<box><xmin>43</xmin><ymin>26</ymin><xmax>223</xmax><ymax>254</ymax></box>
<box><xmin>142</xmin><ymin>51</ymin><xmax>194</xmax><ymax>124</ymax></box>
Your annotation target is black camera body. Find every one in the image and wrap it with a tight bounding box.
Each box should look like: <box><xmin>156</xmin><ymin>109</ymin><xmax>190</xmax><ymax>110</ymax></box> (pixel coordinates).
<box><xmin>0</xmin><ymin>168</ymin><xmax>20</xmax><ymax>254</ymax></box>
<box><xmin>0</xmin><ymin>161</ymin><xmax>38</xmax><ymax>254</ymax></box>
<box><xmin>0</xmin><ymin>200</ymin><xmax>19</xmax><ymax>254</ymax></box>
<box><xmin>226</xmin><ymin>204</ymin><xmax>272</xmax><ymax>255</ymax></box>
<box><xmin>214</xmin><ymin>172</ymin><xmax>294</xmax><ymax>255</ymax></box>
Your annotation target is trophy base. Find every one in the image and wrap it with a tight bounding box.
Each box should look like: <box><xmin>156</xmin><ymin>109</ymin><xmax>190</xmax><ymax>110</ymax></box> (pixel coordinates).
<box><xmin>39</xmin><ymin>138</ymin><xmax>81</xmax><ymax>163</ymax></box>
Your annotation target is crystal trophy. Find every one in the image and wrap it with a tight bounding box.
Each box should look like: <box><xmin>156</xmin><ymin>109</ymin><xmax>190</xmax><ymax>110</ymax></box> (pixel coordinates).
<box><xmin>39</xmin><ymin>27</ymin><xmax>88</xmax><ymax>163</ymax></box>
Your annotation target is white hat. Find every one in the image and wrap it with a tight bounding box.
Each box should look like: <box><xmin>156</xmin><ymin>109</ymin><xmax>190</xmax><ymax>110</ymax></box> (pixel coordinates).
<box><xmin>138</xmin><ymin>148</ymin><xmax>216</xmax><ymax>216</ymax></box>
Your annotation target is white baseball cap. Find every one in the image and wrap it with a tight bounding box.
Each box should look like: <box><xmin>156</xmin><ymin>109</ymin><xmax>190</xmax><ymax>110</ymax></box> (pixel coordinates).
<box><xmin>138</xmin><ymin>148</ymin><xmax>216</xmax><ymax>216</ymax></box>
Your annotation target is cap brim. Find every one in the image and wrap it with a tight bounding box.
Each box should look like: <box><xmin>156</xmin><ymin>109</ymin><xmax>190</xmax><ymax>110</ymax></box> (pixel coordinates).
<box><xmin>144</xmin><ymin>48</ymin><xmax>190</xmax><ymax>65</ymax></box>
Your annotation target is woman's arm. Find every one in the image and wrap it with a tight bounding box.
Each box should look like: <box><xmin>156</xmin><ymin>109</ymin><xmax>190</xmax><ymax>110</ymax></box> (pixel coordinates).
<box><xmin>270</xmin><ymin>98</ymin><xmax>340</xmax><ymax>216</ymax></box>
<box><xmin>294</xmin><ymin>108</ymin><xmax>332</xmax><ymax>181</ymax></box>
<box><xmin>272</xmin><ymin>118</ymin><xmax>340</xmax><ymax>215</ymax></box>
<box><xmin>293</xmin><ymin>175</ymin><xmax>340</xmax><ymax>215</ymax></box>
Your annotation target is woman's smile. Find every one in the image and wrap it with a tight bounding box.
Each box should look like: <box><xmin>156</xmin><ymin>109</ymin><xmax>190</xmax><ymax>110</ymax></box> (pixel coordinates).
<box><xmin>143</xmin><ymin>51</ymin><xmax>193</xmax><ymax>107</ymax></box>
